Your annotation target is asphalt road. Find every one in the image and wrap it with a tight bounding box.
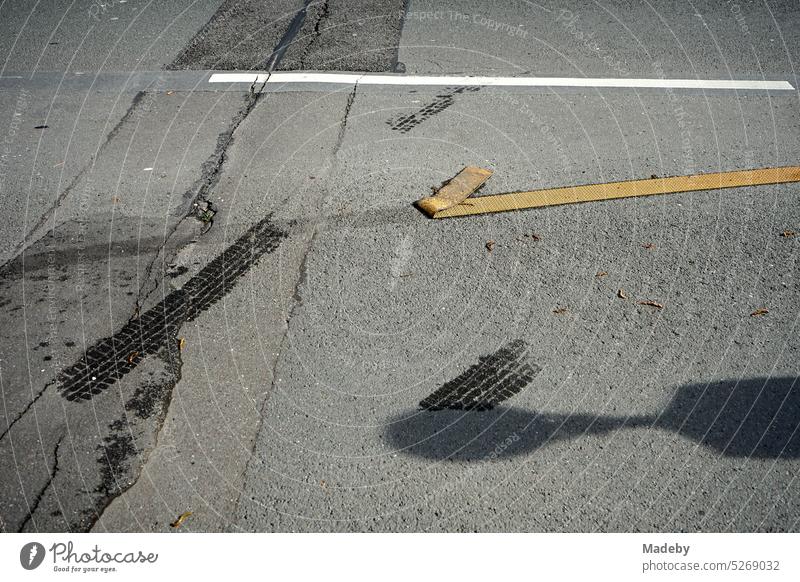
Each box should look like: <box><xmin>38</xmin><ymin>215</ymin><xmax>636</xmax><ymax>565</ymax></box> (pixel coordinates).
<box><xmin>0</xmin><ymin>0</ymin><xmax>799</xmax><ymax>533</ymax></box>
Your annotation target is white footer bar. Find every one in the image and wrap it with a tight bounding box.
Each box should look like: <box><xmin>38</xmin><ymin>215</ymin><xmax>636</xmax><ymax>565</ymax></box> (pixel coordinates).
<box><xmin>2</xmin><ymin>533</ymin><xmax>798</xmax><ymax>581</ymax></box>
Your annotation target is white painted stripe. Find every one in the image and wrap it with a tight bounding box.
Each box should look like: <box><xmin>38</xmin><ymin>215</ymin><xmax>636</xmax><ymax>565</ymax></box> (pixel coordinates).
<box><xmin>269</xmin><ymin>72</ymin><xmax>364</xmax><ymax>84</ymax></box>
<box><xmin>360</xmin><ymin>75</ymin><xmax>794</xmax><ymax>90</ymax></box>
<box><xmin>208</xmin><ymin>72</ymin><xmax>269</xmax><ymax>84</ymax></box>
<box><xmin>208</xmin><ymin>72</ymin><xmax>796</xmax><ymax>91</ymax></box>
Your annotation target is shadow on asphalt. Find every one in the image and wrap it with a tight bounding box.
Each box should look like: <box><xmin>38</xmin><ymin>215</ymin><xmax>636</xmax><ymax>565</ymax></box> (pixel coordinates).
<box><xmin>386</xmin><ymin>376</ymin><xmax>800</xmax><ymax>461</ymax></box>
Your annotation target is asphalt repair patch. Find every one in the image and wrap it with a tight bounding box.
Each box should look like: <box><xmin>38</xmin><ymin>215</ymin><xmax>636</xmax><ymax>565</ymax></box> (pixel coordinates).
<box><xmin>420</xmin><ymin>339</ymin><xmax>541</xmax><ymax>411</ymax></box>
<box><xmin>170</xmin><ymin>0</ymin><xmax>406</xmax><ymax>72</ymax></box>
<box><xmin>57</xmin><ymin>215</ymin><xmax>287</xmax><ymax>402</ymax></box>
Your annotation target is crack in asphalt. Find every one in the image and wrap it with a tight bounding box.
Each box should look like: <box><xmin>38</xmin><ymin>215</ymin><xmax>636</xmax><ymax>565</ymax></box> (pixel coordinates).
<box><xmin>4</xmin><ymin>0</ymin><xmax>381</xmax><ymax>525</ymax></box>
<box><xmin>230</xmin><ymin>84</ymin><xmax>357</xmax><ymax>526</ymax></box>
<box><xmin>0</xmin><ymin>380</ymin><xmax>54</xmax><ymax>444</ymax></box>
<box><xmin>86</xmin><ymin>378</ymin><xmax>179</xmax><ymax>532</ymax></box>
<box><xmin>57</xmin><ymin>215</ymin><xmax>287</xmax><ymax>402</ymax></box>
<box><xmin>299</xmin><ymin>0</ymin><xmax>331</xmax><ymax>70</ymax></box>
<box><xmin>134</xmin><ymin>78</ymin><xmax>269</xmax><ymax>313</ymax></box>
<box><xmin>335</xmin><ymin>80</ymin><xmax>359</xmax><ymax>154</ymax></box>
<box><xmin>18</xmin><ymin>435</ymin><xmax>63</xmax><ymax>532</ymax></box>
<box><xmin>191</xmin><ymin>78</ymin><xmax>268</xmax><ymax>214</ymax></box>
<box><xmin>5</xmin><ymin>73</ymin><xmax>278</xmax><ymax>530</ymax></box>
<box><xmin>72</xmin><ymin>213</ymin><xmax>286</xmax><ymax>531</ymax></box>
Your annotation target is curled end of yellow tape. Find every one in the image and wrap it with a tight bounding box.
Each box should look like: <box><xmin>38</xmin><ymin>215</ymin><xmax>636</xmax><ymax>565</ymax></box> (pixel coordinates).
<box><xmin>415</xmin><ymin>166</ymin><xmax>493</xmax><ymax>218</ymax></box>
<box><xmin>415</xmin><ymin>196</ymin><xmax>451</xmax><ymax>217</ymax></box>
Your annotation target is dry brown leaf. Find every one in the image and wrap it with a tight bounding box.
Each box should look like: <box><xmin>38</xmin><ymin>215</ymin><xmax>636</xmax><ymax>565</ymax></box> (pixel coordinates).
<box><xmin>552</xmin><ymin>307</ymin><xmax>568</xmax><ymax>315</ymax></box>
<box><xmin>126</xmin><ymin>351</ymin><xmax>139</xmax><ymax>365</ymax></box>
<box><xmin>178</xmin><ymin>337</ymin><xmax>186</xmax><ymax>350</ymax></box>
<box><xmin>638</xmin><ymin>300</ymin><xmax>663</xmax><ymax>309</ymax></box>
<box><xmin>170</xmin><ymin>511</ymin><xmax>192</xmax><ymax>528</ymax></box>
<box><xmin>618</xmin><ymin>289</ymin><xmax>627</xmax><ymax>299</ymax></box>
<box><xmin>485</xmin><ymin>240</ymin><xmax>495</xmax><ymax>252</ymax></box>
<box><xmin>781</xmin><ymin>230</ymin><xmax>796</xmax><ymax>238</ymax></box>
<box><xmin>596</xmin><ymin>271</ymin><xmax>608</xmax><ymax>278</ymax></box>
<box><xmin>750</xmin><ymin>308</ymin><xmax>769</xmax><ymax>317</ymax></box>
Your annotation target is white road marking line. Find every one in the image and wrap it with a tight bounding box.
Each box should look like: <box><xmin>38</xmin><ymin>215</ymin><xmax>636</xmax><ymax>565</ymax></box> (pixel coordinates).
<box><xmin>270</xmin><ymin>72</ymin><xmax>364</xmax><ymax>84</ymax></box>
<box><xmin>208</xmin><ymin>72</ymin><xmax>795</xmax><ymax>91</ymax></box>
<box><xmin>208</xmin><ymin>73</ymin><xmax>269</xmax><ymax>84</ymax></box>
<box><xmin>358</xmin><ymin>75</ymin><xmax>795</xmax><ymax>90</ymax></box>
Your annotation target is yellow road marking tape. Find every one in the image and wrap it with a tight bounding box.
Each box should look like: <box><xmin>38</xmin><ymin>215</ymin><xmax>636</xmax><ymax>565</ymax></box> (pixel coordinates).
<box><xmin>415</xmin><ymin>166</ymin><xmax>493</xmax><ymax>216</ymax></box>
<box><xmin>425</xmin><ymin>166</ymin><xmax>800</xmax><ymax>219</ymax></box>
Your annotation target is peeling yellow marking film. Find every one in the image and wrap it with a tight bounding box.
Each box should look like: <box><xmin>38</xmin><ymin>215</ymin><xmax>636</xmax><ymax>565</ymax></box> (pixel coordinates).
<box><xmin>428</xmin><ymin>166</ymin><xmax>800</xmax><ymax>218</ymax></box>
<box><xmin>415</xmin><ymin>166</ymin><xmax>493</xmax><ymax>216</ymax></box>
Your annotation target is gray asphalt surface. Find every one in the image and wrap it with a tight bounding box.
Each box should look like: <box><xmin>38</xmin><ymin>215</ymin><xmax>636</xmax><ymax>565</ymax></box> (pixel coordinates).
<box><xmin>400</xmin><ymin>0</ymin><xmax>800</xmax><ymax>77</ymax></box>
<box><xmin>0</xmin><ymin>0</ymin><xmax>226</xmax><ymax>264</ymax></box>
<box><xmin>1</xmin><ymin>0</ymin><xmax>799</xmax><ymax>533</ymax></box>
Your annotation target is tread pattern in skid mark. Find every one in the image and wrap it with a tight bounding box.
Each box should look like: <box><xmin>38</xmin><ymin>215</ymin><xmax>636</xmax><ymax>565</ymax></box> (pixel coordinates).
<box><xmin>56</xmin><ymin>216</ymin><xmax>287</xmax><ymax>402</ymax></box>
<box><xmin>387</xmin><ymin>86</ymin><xmax>480</xmax><ymax>133</ymax></box>
<box><xmin>420</xmin><ymin>339</ymin><xmax>540</xmax><ymax>411</ymax></box>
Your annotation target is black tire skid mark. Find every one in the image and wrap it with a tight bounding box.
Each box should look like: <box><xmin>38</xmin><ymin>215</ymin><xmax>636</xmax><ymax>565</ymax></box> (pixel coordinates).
<box><xmin>387</xmin><ymin>86</ymin><xmax>480</xmax><ymax>133</ymax></box>
<box><xmin>56</xmin><ymin>216</ymin><xmax>287</xmax><ymax>402</ymax></box>
<box><xmin>420</xmin><ymin>339</ymin><xmax>540</xmax><ymax>411</ymax></box>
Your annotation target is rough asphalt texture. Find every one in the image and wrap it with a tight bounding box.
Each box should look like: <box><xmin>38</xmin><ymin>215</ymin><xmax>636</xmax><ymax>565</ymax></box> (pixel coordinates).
<box><xmin>1</xmin><ymin>0</ymin><xmax>799</xmax><ymax>533</ymax></box>
<box><xmin>231</xmin><ymin>87</ymin><xmax>800</xmax><ymax>532</ymax></box>
<box><xmin>170</xmin><ymin>0</ymin><xmax>406</xmax><ymax>72</ymax></box>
